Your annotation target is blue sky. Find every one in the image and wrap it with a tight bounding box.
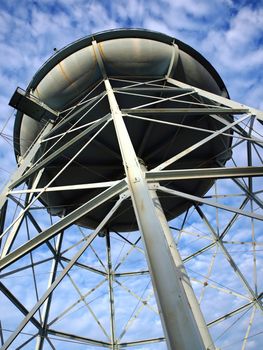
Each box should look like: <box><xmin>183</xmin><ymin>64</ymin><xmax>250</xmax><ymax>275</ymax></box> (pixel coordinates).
<box><xmin>0</xmin><ymin>0</ymin><xmax>263</xmax><ymax>349</ymax></box>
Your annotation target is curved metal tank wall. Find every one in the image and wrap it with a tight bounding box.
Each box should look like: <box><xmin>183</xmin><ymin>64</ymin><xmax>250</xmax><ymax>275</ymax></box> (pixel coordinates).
<box><xmin>13</xmin><ymin>29</ymin><xmax>232</xmax><ymax>231</ymax></box>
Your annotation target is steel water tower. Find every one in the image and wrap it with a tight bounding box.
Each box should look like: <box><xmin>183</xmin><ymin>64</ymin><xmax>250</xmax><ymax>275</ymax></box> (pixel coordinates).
<box><xmin>0</xmin><ymin>29</ymin><xmax>262</xmax><ymax>349</ymax></box>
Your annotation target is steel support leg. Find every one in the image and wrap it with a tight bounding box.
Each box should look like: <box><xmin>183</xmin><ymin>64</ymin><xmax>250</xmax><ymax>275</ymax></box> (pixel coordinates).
<box><xmin>106</xmin><ymin>231</ymin><xmax>118</xmax><ymax>349</ymax></box>
<box><xmin>105</xmin><ymin>78</ymin><xmax>206</xmax><ymax>350</ymax></box>
<box><xmin>149</xmin><ymin>183</ymin><xmax>215</xmax><ymax>349</ymax></box>
<box><xmin>35</xmin><ymin>232</ymin><xmax>64</xmax><ymax>350</ymax></box>
<box><xmin>0</xmin><ymin>122</ymin><xmax>53</xmax><ymax>211</ymax></box>
<box><xmin>1</xmin><ymin>169</ymin><xmax>45</xmax><ymax>258</ymax></box>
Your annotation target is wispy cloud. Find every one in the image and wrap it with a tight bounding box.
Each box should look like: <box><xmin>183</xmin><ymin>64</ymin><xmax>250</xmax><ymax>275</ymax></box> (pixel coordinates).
<box><xmin>0</xmin><ymin>1</ymin><xmax>262</xmax><ymax>349</ymax></box>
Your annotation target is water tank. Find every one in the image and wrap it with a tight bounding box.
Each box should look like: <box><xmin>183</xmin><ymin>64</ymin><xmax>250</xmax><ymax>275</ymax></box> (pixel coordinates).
<box><xmin>13</xmin><ymin>29</ymin><xmax>232</xmax><ymax>231</ymax></box>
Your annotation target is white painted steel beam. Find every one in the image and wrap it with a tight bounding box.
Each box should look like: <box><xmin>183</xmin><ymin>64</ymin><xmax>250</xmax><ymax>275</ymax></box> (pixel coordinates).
<box><xmin>125</xmin><ymin>113</ymin><xmax>258</xmax><ymax>143</ymax></box>
<box><xmin>45</xmin><ymin>91</ymin><xmax>106</xmax><ymax>138</ymax></box>
<box><xmin>60</xmin><ymin>256</ymin><xmax>107</xmax><ymax>276</ymax></box>
<box><xmin>0</xmin><ymin>122</ymin><xmax>53</xmax><ymax>210</ymax></box>
<box><xmin>153</xmin><ymin>113</ymin><xmax>250</xmax><ymax>172</ymax></box>
<box><xmin>9</xmin><ymin>180</ymin><xmax>120</xmax><ymax>195</ymax></box>
<box><xmin>0</xmin><ymin>257</ymin><xmax>54</xmax><ymax>279</ymax></box>
<box><xmin>233</xmin><ymin>177</ymin><xmax>263</xmax><ymax>209</ymax></box>
<box><xmin>159</xmin><ymin>185</ymin><xmax>263</xmax><ymax>221</ymax></box>
<box><xmin>118</xmin><ymin>290</ymin><xmax>155</xmax><ymax>342</ymax></box>
<box><xmin>115</xmin><ymin>87</ymin><xmax>193</xmax><ymax>93</ymax></box>
<box><xmin>1</xmin><ymin>169</ymin><xmax>45</xmax><ymax>258</ymax></box>
<box><xmin>195</xmin><ymin>205</ymin><xmax>263</xmax><ymax>312</ymax></box>
<box><xmin>207</xmin><ymin>301</ymin><xmax>255</xmax><ymax>328</ymax></box>
<box><xmin>114</xmin><ymin>279</ymin><xmax>158</xmax><ymax>314</ymax></box>
<box><xmin>1</xmin><ymin>118</ymin><xmax>112</xmax><ymax>241</ymax></box>
<box><xmin>47</xmin><ymin>279</ymin><xmax>107</xmax><ymax>328</ymax></box>
<box><xmin>148</xmin><ymin>185</ymin><xmax>215</xmax><ymax>349</ymax></box>
<box><xmin>0</xmin><ymin>180</ymin><xmax>127</xmax><ymax>270</ymax></box>
<box><xmin>122</xmin><ymin>107</ymin><xmax>249</xmax><ymax>115</ymax></box>
<box><xmin>9</xmin><ymin>113</ymin><xmax>111</xmax><ymax>189</ymax></box>
<box><xmin>114</xmin><ymin>270</ymin><xmax>149</xmax><ymax>277</ymax></box>
<box><xmin>118</xmin><ymin>337</ymin><xmax>165</xmax><ymax>348</ymax></box>
<box><xmin>47</xmin><ymin>329</ymin><xmax>111</xmax><ymax>348</ymax></box>
<box><xmin>92</xmin><ymin>40</ymin><xmax>107</xmax><ymax>79</ymax></box>
<box><xmin>104</xmin><ymin>77</ymin><xmax>206</xmax><ymax>350</ymax></box>
<box><xmin>166</xmin><ymin>77</ymin><xmax>263</xmax><ymax>122</ymax></box>
<box><xmin>106</xmin><ymin>232</ymin><xmax>117</xmax><ymax>348</ymax></box>
<box><xmin>35</xmin><ymin>233</ymin><xmax>64</xmax><ymax>350</ymax></box>
<box><xmin>146</xmin><ymin>166</ymin><xmax>263</xmax><ymax>182</ymax></box>
<box><xmin>1</xmin><ymin>198</ymin><xmax>123</xmax><ymax>349</ymax></box>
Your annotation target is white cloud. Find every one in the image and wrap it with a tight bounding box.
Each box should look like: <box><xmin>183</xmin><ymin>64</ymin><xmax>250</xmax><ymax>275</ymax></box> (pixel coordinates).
<box><xmin>195</xmin><ymin>5</ymin><xmax>263</xmax><ymax>112</ymax></box>
<box><xmin>225</xmin><ymin>6</ymin><xmax>263</xmax><ymax>48</ymax></box>
<box><xmin>0</xmin><ymin>1</ymin><xmax>262</xmax><ymax>349</ymax></box>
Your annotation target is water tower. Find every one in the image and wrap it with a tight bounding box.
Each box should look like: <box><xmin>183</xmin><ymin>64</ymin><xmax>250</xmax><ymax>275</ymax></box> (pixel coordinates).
<box><xmin>0</xmin><ymin>29</ymin><xmax>262</xmax><ymax>350</ymax></box>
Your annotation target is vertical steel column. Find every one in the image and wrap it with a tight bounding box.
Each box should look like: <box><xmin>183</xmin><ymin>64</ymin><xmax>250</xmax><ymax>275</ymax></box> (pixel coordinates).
<box><xmin>106</xmin><ymin>231</ymin><xmax>118</xmax><ymax>349</ymax></box>
<box><xmin>35</xmin><ymin>232</ymin><xmax>64</xmax><ymax>349</ymax></box>
<box><xmin>148</xmin><ymin>182</ymin><xmax>215</xmax><ymax>350</ymax></box>
<box><xmin>105</xmin><ymin>79</ymin><xmax>206</xmax><ymax>350</ymax></box>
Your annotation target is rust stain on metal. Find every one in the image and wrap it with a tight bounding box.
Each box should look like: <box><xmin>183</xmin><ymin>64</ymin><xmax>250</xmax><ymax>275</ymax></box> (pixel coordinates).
<box><xmin>58</xmin><ymin>61</ymin><xmax>73</xmax><ymax>84</ymax></box>
<box><xmin>58</xmin><ymin>61</ymin><xmax>80</xmax><ymax>93</ymax></box>
<box><xmin>90</xmin><ymin>46</ymin><xmax>97</xmax><ymax>70</ymax></box>
<box><xmin>140</xmin><ymin>200</ymin><xmax>145</xmax><ymax>212</ymax></box>
<box><xmin>98</xmin><ymin>42</ymin><xmax>106</xmax><ymax>61</ymax></box>
<box><xmin>34</xmin><ymin>87</ymin><xmax>41</xmax><ymax>99</ymax></box>
<box><xmin>92</xmin><ymin>44</ymin><xmax>98</xmax><ymax>66</ymax></box>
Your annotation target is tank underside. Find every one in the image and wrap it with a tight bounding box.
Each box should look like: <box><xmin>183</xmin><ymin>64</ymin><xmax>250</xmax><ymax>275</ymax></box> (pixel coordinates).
<box><xmin>13</xmin><ymin>29</ymin><xmax>232</xmax><ymax>231</ymax></box>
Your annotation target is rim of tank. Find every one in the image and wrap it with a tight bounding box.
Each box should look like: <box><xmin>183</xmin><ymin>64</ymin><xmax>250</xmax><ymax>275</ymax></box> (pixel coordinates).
<box><xmin>13</xmin><ymin>28</ymin><xmax>230</xmax><ymax>158</ymax></box>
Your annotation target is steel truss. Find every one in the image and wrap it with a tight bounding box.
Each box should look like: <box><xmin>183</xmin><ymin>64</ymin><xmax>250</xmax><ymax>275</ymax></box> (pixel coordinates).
<box><xmin>0</xmin><ymin>66</ymin><xmax>263</xmax><ymax>350</ymax></box>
